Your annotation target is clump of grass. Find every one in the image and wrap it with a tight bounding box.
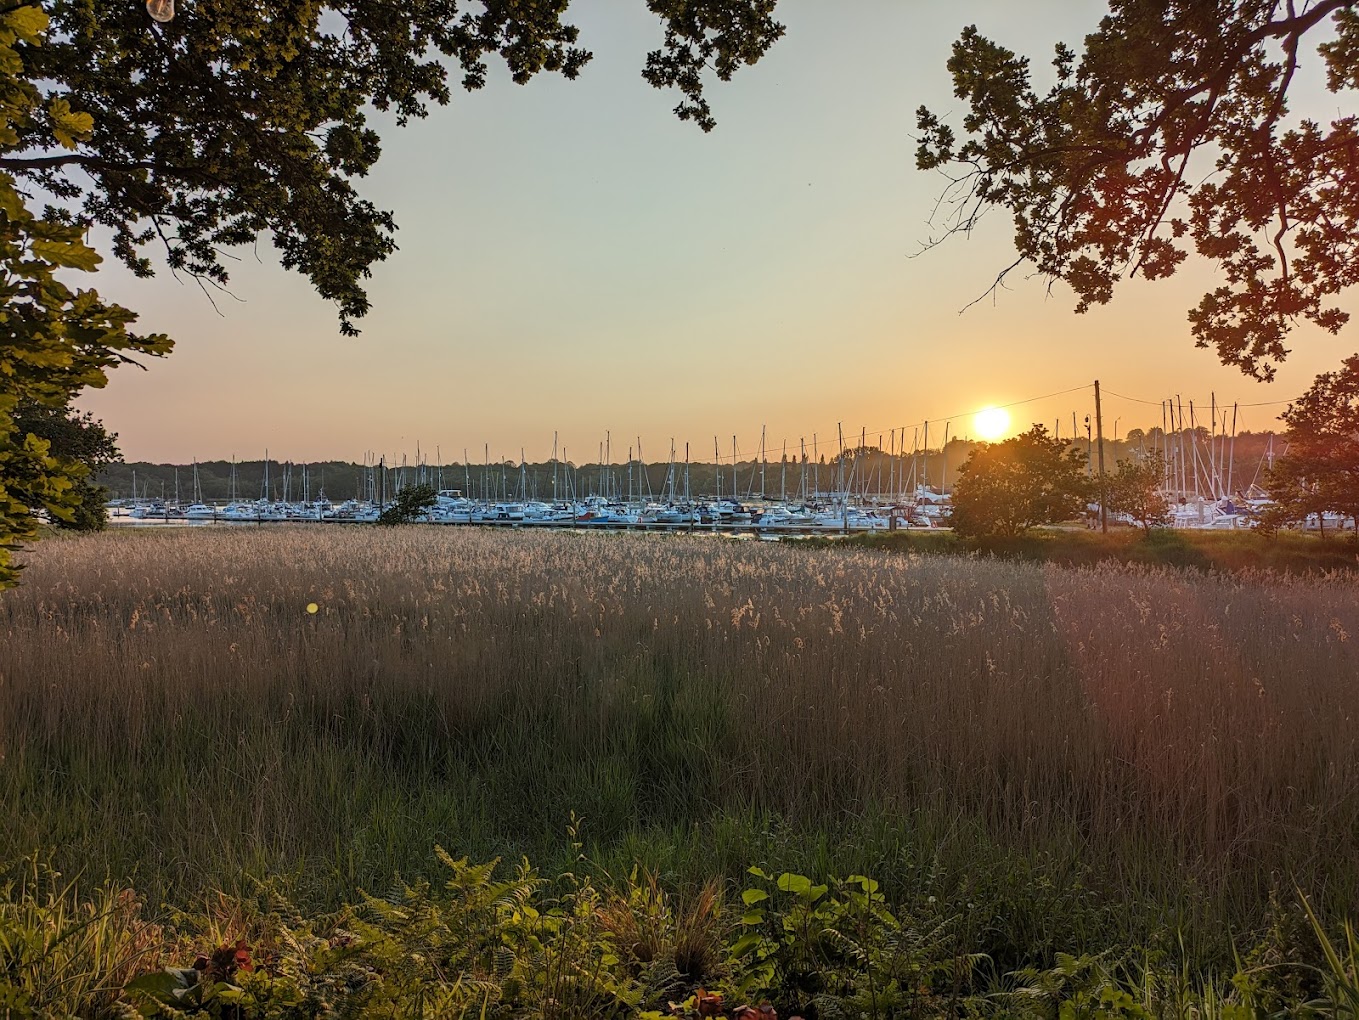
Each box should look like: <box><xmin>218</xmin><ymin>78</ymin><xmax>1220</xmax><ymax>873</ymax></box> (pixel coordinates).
<box><xmin>596</xmin><ymin>870</ymin><xmax>726</xmax><ymax>990</ymax></box>
<box><xmin>0</xmin><ymin>857</ymin><xmax>168</xmax><ymax>1018</ymax></box>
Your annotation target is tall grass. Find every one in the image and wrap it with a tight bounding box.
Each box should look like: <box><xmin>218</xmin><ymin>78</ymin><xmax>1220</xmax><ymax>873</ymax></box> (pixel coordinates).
<box><xmin>3</xmin><ymin>527</ymin><xmax>1357</xmax><ymax>968</ymax></box>
<box><xmin>834</xmin><ymin>525</ymin><xmax>1359</xmax><ymax>574</ymax></box>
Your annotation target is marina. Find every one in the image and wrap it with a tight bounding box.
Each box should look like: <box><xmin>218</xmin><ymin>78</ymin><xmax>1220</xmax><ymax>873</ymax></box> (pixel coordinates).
<box><xmin>102</xmin><ymin>409</ymin><xmax>1354</xmax><ymax>533</ymax></box>
<box><xmin>107</xmin><ymin>493</ymin><xmax>948</xmax><ymax>534</ymax></box>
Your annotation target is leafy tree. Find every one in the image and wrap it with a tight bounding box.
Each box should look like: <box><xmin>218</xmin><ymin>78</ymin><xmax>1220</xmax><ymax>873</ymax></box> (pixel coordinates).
<box><xmin>1266</xmin><ymin>353</ymin><xmax>1359</xmax><ymax>532</ymax></box>
<box><xmin>949</xmin><ymin>425</ymin><xmax>1090</xmax><ymax>539</ymax></box>
<box><xmin>0</xmin><ymin>184</ymin><xmax>161</xmax><ymax>578</ymax></box>
<box><xmin>10</xmin><ymin>402</ymin><xmax>120</xmax><ymax>531</ymax></box>
<box><xmin>917</xmin><ymin>1</ymin><xmax>1359</xmax><ymax>381</ymax></box>
<box><xmin>1106</xmin><ymin>452</ymin><xmax>1171</xmax><ymax>534</ymax></box>
<box><xmin>0</xmin><ymin>1</ymin><xmax>785</xmax><ymax>586</ymax></box>
<box><xmin>6</xmin><ymin>0</ymin><xmax>784</xmax><ymax>336</ymax></box>
<box><xmin>1259</xmin><ymin>459</ymin><xmax>1326</xmax><ymax>533</ymax></box>
<box><xmin>1</xmin><ymin>3</ymin><xmax>171</xmax><ymax>585</ymax></box>
<box><xmin>378</xmin><ymin>482</ymin><xmax>438</xmax><ymax>525</ymax></box>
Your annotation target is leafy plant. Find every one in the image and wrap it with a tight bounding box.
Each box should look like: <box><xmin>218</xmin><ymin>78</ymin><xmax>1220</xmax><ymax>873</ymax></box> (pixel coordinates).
<box><xmin>1301</xmin><ymin>891</ymin><xmax>1359</xmax><ymax>1018</ymax></box>
<box><xmin>729</xmin><ymin>868</ymin><xmax>984</xmax><ymax>1019</ymax></box>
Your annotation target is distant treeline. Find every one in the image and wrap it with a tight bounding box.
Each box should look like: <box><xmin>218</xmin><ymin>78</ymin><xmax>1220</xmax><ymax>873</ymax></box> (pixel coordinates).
<box><xmin>98</xmin><ymin>430</ymin><xmax>1283</xmax><ymax>503</ymax></box>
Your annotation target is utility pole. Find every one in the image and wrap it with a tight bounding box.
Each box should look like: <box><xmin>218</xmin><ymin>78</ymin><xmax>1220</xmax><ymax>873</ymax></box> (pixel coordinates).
<box><xmin>1094</xmin><ymin>379</ymin><xmax>1108</xmax><ymax>533</ymax></box>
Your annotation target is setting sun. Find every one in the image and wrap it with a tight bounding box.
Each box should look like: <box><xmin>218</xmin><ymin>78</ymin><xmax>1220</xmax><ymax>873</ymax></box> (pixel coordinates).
<box><xmin>974</xmin><ymin>406</ymin><xmax>1011</xmax><ymax>441</ymax></box>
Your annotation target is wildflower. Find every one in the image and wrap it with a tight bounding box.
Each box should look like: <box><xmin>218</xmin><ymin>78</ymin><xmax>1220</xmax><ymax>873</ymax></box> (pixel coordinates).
<box><xmin>696</xmin><ymin>988</ymin><xmax>725</xmax><ymax>1016</ymax></box>
<box><xmin>193</xmin><ymin>939</ymin><xmax>253</xmax><ymax>983</ymax></box>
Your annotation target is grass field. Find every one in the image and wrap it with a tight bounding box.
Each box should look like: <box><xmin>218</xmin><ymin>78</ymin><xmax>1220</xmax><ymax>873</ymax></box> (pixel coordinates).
<box><xmin>4</xmin><ymin>526</ymin><xmax>1359</xmax><ymax>1013</ymax></box>
<box><xmin>827</xmin><ymin>524</ymin><xmax>1359</xmax><ymax>574</ymax></box>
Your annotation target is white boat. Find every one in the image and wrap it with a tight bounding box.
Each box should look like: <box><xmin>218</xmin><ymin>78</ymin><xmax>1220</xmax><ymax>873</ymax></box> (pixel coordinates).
<box><xmin>756</xmin><ymin>505</ymin><xmax>816</xmax><ymax>528</ymax></box>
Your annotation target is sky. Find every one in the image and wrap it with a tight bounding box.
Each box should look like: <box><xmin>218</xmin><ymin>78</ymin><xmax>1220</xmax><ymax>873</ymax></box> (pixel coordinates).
<box><xmin>77</xmin><ymin>0</ymin><xmax>1357</xmax><ymax>465</ymax></box>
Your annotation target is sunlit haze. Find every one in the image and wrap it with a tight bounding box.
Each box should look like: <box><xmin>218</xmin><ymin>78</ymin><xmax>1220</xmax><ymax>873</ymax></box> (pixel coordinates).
<box><xmin>78</xmin><ymin>1</ymin><xmax>1355</xmax><ymax>464</ymax></box>
<box><xmin>973</xmin><ymin>407</ymin><xmax>1012</xmax><ymax>442</ymax></box>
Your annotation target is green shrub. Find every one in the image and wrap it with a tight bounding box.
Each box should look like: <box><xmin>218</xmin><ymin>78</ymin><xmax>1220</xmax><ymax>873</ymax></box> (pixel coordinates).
<box><xmin>6</xmin><ymin>849</ymin><xmax>1357</xmax><ymax>1019</ymax></box>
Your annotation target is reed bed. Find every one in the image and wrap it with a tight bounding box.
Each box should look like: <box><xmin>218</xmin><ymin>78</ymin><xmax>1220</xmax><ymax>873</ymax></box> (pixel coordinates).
<box><xmin>2</xmin><ymin>527</ymin><xmax>1358</xmax><ymax>964</ymax></box>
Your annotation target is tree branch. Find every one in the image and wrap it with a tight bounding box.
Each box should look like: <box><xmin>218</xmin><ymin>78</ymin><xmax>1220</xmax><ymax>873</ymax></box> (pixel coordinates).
<box><xmin>0</xmin><ymin>153</ymin><xmax>160</xmax><ymax>173</ymax></box>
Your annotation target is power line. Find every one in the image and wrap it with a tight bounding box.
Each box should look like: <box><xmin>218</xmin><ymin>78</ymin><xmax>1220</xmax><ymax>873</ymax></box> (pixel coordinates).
<box><xmin>1101</xmin><ymin>387</ymin><xmax>1292</xmax><ymax>409</ymax></box>
<box><xmin>531</xmin><ymin>381</ymin><xmax>1283</xmax><ymax>470</ymax></box>
<box><xmin>929</xmin><ymin>384</ymin><xmax>1093</xmax><ymax>425</ymax></box>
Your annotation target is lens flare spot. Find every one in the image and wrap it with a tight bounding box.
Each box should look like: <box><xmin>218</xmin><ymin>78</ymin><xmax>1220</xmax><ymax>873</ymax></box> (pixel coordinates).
<box><xmin>306</xmin><ymin>602</ymin><xmax>319</xmax><ymax>615</ymax></box>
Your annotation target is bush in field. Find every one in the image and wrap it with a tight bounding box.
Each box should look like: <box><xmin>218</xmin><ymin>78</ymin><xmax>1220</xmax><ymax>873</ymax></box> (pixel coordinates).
<box><xmin>1106</xmin><ymin>452</ymin><xmax>1171</xmax><ymax>534</ymax></box>
<box><xmin>376</xmin><ymin>483</ymin><xmax>437</xmax><ymax>525</ymax></box>
<box><xmin>949</xmin><ymin>425</ymin><xmax>1089</xmax><ymax>539</ymax></box>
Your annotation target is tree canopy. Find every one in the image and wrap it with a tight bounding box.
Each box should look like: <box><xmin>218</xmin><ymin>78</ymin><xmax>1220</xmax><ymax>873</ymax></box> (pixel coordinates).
<box><xmin>949</xmin><ymin>425</ymin><xmax>1090</xmax><ymax>539</ymax></box>
<box><xmin>1106</xmin><ymin>452</ymin><xmax>1171</xmax><ymax>533</ymax></box>
<box><xmin>0</xmin><ymin>0</ymin><xmax>784</xmax><ymax>585</ymax></box>
<box><xmin>1</xmin><ymin>1</ymin><xmax>171</xmax><ymax>583</ymax></box>
<box><xmin>917</xmin><ymin>0</ymin><xmax>1359</xmax><ymax>381</ymax></box>
<box><xmin>7</xmin><ymin>0</ymin><xmax>785</xmax><ymax>336</ymax></box>
<box><xmin>1266</xmin><ymin>353</ymin><xmax>1359</xmax><ymax>529</ymax></box>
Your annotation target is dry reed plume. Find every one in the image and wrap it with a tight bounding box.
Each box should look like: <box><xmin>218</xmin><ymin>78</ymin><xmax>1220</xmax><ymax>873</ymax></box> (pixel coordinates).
<box><xmin>2</xmin><ymin>527</ymin><xmax>1357</xmax><ymax>933</ymax></box>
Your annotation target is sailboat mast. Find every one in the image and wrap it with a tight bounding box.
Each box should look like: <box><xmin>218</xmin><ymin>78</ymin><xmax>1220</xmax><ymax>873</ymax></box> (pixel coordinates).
<box><xmin>1227</xmin><ymin>403</ymin><xmax>1238</xmax><ymax>498</ymax></box>
<box><xmin>1161</xmin><ymin>401</ymin><xmax>1170</xmax><ymax>493</ymax></box>
<box><xmin>888</xmin><ymin>430</ymin><xmax>896</xmax><ymax>501</ymax></box>
<box><xmin>837</xmin><ymin>423</ymin><xmax>847</xmax><ymax>530</ymax></box>
<box><xmin>793</xmin><ymin>437</ymin><xmax>804</xmax><ymax>505</ymax></box>
<box><xmin>812</xmin><ymin>434</ymin><xmax>818</xmax><ymax>498</ymax></box>
<box><xmin>921</xmin><ymin>422</ymin><xmax>929</xmax><ymax>495</ymax></box>
<box><xmin>941</xmin><ymin>423</ymin><xmax>950</xmax><ymax>493</ymax></box>
<box><xmin>875</xmin><ymin>433</ymin><xmax>883</xmax><ymax>500</ymax></box>
<box><xmin>759</xmin><ymin>425</ymin><xmax>766</xmax><ymax>499</ymax></box>
<box><xmin>1177</xmin><ymin>396</ymin><xmax>1187</xmax><ymax>498</ymax></box>
<box><xmin>837</xmin><ymin>422</ymin><xmax>845</xmax><ymax>505</ymax></box>
<box><xmin>859</xmin><ymin>427</ymin><xmax>866</xmax><ymax>501</ymax></box>
<box><xmin>684</xmin><ymin>442</ymin><xmax>690</xmax><ymax>503</ymax></box>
